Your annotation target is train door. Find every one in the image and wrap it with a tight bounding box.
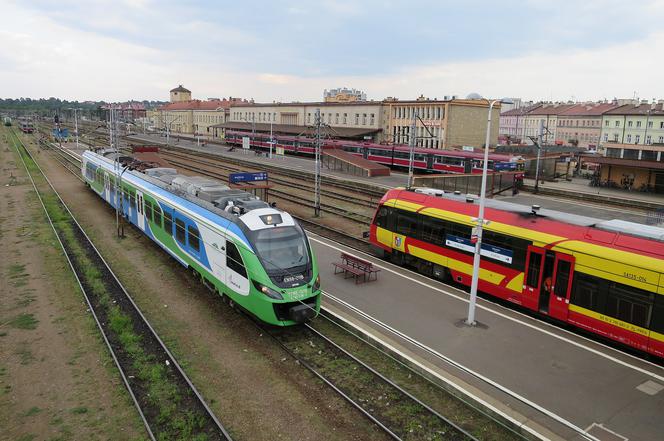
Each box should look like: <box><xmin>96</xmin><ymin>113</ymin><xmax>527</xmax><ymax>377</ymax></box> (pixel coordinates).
<box><xmin>548</xmin><ymin>253</ymin><xmax>575</xmax><ymax>321</ymax></box>
<box><xmin>362</xmin><ymin>146</ymin><xmax>369</xmax><ymax>159</ymax></box>
<box><xmin>464</xmin><ymin>160</ymin><xmax>472</xmax><ymax>174</ymax></box>
<box><xmin>136</xmin><ymin>191</ymin><xmax>145</xmax><ymax>231</ymax></box>
<box><xmin>523</xmin><ymin>246</ymin><xmax>545</xmax><ymax>311</ymax></box>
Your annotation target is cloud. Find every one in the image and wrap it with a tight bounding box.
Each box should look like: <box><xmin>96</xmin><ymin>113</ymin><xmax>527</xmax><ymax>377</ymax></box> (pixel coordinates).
<box><xmin>2</xmin><ymin>0</ymin><xmax>664</xmax><ymax>103</ymax></box>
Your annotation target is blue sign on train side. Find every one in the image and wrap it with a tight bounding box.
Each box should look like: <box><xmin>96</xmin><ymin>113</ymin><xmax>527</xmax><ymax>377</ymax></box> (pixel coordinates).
<box><xmin>229</xmin><ymin>172</ymin><xmax>268</xmax><ymax>184</ymax></box>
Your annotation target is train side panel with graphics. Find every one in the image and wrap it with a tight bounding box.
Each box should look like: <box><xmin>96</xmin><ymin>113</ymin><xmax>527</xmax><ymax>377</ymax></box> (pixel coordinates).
<box><xmin>369</xmin><ymin>188</ymin><xmax>664</xmax><ymax>358</ymax></box>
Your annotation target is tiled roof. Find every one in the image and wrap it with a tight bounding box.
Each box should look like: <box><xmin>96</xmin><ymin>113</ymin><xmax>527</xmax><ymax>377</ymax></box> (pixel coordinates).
<box><xmin>528</xmin><ymin>103</ymin><xmax>576</xmax><ymax>115</ymax></box>
<box><xmin>559</xmin><ymin>102</ymin><xmax>620</xmax><ymax>116</ymax></box>
<box><xmin>501</xmin><ymin>104</ymin><xmax>542</xmax><ymax>116</ymax></box>
<box><xmin>603</xmin><ymin>103</ymin><xmax>664</xmax><ymax>115</ymax></box>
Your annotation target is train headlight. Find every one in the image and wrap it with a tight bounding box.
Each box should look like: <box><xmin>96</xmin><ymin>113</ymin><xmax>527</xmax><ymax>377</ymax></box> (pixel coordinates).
<box><xmin>252</xmin><ymin>280</ymin><xmax>283</xmax><ymax>300</ymax></box>
<box><xmin>312</xmin><ymin>274</ymin><xmax>320</xmax><ymax>292</ymax></box>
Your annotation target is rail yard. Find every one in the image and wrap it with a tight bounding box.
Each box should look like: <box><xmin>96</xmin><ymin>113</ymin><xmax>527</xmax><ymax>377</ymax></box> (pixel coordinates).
<box><xmin>1</xmin><ymin>118</ymin><xmax>662</xmax><ymax>441</ymax></box>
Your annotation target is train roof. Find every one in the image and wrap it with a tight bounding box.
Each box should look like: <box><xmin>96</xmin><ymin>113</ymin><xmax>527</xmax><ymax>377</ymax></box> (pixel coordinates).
<box><xmin>83</xmin><ymin>151</ymin><xmax>297</xmax><ymax>242</ymax></box>
<box><xmin>384</xmin><ymin>188</ymin><xmax>664</xmax><ymax>255</ymax></box>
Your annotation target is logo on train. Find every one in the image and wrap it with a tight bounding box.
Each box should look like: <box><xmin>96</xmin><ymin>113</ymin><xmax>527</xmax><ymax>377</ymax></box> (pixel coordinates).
<box><xmin>394</xmin><ymin>236</ymin><xmax>402</xmax><ymax>248</ymax></box>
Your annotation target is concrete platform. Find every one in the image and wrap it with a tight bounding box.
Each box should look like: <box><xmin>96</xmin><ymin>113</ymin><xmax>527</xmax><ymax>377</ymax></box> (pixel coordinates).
<box><xmin>311</xmin><ymin>233</ymin><xmax>664</xmax><ymax>441</ymax></box>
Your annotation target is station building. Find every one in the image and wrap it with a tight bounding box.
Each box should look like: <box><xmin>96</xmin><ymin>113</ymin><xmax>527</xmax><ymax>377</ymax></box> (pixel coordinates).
<box><xmin>221</xmin><ymin>101</ymin><xmax>384</xmax><ymax>141</ymax></box>
<box><xmin>150</xmin><ymin>85</ymin><xmax>249</xmax><ymax>137</ymax></box>
<box><xmin>382</xmin><ymin>97</ymin><xmax>501</xmax><ymax>148</ymax></box>
<box><xmin>220</xmin><ymin>96</ymin><xmax>501</xmax><ymax>148</ymax></box>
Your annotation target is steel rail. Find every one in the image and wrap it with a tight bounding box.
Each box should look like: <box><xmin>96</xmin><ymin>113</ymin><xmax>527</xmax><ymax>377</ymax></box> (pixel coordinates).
<box><xmin>159</xmin><ymin>150</ymin><xmax>378</xmax><ymax>208</ymax></box>
<box><xmin>8</xmin><ymin>129</ymin><xmax>233</xmax><ymax>441</ymax></box>
<box><xmin>303</xmin><ymin>322</ymin><xmax>478</xmax><ymax>441</ymax></box>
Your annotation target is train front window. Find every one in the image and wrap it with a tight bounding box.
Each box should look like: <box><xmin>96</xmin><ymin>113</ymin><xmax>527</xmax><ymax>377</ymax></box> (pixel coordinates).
<box><xmin>251</xmin><ymin>226</ymin><xmax>310</xmax><ymax>271</ymax></box>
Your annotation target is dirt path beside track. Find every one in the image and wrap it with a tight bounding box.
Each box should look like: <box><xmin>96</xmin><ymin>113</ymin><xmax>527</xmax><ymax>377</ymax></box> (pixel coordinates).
<box><xmin>0</xmin><ymin>131</ymin><xmax>145</xmax><ymax>440</ymax></box>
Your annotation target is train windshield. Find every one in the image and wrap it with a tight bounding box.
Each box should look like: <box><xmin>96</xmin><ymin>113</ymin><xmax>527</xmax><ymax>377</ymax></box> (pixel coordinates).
<box><xmin>250</xmin><ymin>225</ymin><xmax>310</xmax><ymax>271</ymax></box>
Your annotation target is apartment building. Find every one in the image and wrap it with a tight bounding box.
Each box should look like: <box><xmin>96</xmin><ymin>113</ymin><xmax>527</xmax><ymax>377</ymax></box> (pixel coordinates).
<box><xmin>600</xmin><ymin>102</ymin><xmax>664</xmax><ymax>146</ymax></box>
<box><xmin>522</xmin><ymin>103</ymin><xmax>576</xmax><ymax>144</ymax></box>
<box><xmin>556</xmin><ymin>102</ymin><xmax>618</xmax><ymax>149</ymax></box>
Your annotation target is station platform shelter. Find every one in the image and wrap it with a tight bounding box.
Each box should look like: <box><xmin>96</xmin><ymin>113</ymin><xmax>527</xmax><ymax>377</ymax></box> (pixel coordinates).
<box><xmin>212</xmin><ymin>121</ymin><xmax>382</xmax><ymax>142</ymax></box>
<box><xmin>580</xmin><ymin>144</ymin><xmax>664</xmax><ymax>193</ymax></box>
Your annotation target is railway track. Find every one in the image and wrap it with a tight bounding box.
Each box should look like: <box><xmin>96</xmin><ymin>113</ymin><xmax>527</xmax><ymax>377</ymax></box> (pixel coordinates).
<box><xmin>159</xmin><ymin>149</ymin><xmax>379</xmax><ymax>208</ymax></box>
<box><xmin>260</xmin><ymin>317</ymin><xmax>478</xmax><ymax>441</ymax></box>
<box><xmin>161</xmin><ymin>155</ymin><xmax>373</xmax><ymax>225</ymax></box>
<box><xmin>8</xmin><ymin>129</ymin><xmax>233</xmax><ymax>441</ymax></box>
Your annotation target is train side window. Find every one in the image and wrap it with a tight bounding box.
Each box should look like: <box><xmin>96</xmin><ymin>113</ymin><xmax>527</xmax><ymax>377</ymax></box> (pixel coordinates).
<box><xmin>651</xmin><ymin>297</ymin><xmax>664</xmax><ymax>334</ymax></box>
<box><xmin>145</xmin><ymin>201</ymin><xmax>153</xmax><ymax>221</ymax></box>
<box><xmin>571</xmin><ymin>273</ymin><xmax>604</xmax><ymax>311</ymax></box>
<box><xmin>605</xmin><ymin>282</ymin><xmax>653</xmax><ymax>328</ymax></box>
<box><xmin>525</xmin><ymin>252</ymin><xmax>542</xmax><ymax>287</ymax></box>
<box><xmin>153</xmin><ymin>204</ymin><xmax>163</xmax><ymax>227</ymax></box>
<box><xmin>175</xmin><ymin>219</ymin><xmax>186</xmax><ymax>244</ymax></box>
<box><xmin>553</xmin><ymin>260</ymin><xmax>572</xmax><ymax>297</ymax></box>
<box><xmin>396</xmin><ymin>209</ymin><xmax>419</xmax><ymax>239</ymax></box>
<box><xmin>420</xmin><ymin>216</ymin><xmax>446</xmax><ymax>246</ymax></box>
<box><xmin>188</xmin><ymin>226</ymin><xmax>200</xmax><ymax>252</ymax></box>
<box><xmin>163</xmin><ymin>210</ymin><xmax>173</xmax><ymax>235</ymax></box>
<box><xmin>226</xmin><ymin>242</ymin><xmax>247</xmax><ymax>278</ymax></box>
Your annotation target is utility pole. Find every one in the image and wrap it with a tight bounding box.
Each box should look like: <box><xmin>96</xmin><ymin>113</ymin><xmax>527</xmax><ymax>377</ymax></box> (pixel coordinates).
<box><xmin>534</xmin><ymin>121</ymin><xmax>544</xmax><ymax>193</ymax></box>
<box><xmin>73</xmin><ymin>108</ymin><xmax>80</xmax><ymax>150</ymax></box>
<box><xmin>407</xmin><ymin>111</ymin><xmax>417</xmax><ymax>189</ymax></box>
<box><xmin>269</xmin><ymin>119</ymin><xmax>274</xmax><ymax>159</ymax></box>
<box><xmin>314</xmin><ymin>109</ymin><xmax>322</xmax><ymax>217</ymax></box>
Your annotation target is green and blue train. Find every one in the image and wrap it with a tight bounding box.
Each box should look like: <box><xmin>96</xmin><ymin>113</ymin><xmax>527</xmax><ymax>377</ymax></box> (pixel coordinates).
<box><xmin>81</xmin><ymin>149</ymin><xmax>320</xmax><ymax>325</ymax></box>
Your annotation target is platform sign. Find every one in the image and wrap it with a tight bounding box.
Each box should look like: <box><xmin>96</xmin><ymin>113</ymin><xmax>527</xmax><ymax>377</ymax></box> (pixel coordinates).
<box><xmin>445</xmin><ymin>234</ymin><xmax>513</xmax><ymax>264</ymax></box>
<box><xmin>242</xmin><ymin>136</ymin><xmax>250</xmax><ymax>150</ymax></box>
<box><xmin>229</xmin><ymin>171</ymin><xmax>268</xmax><ymax>184</ymax></box>
<box><xmin>275</xmin><ymin>146</ymin><xmax>285</xmax><ymax>156</ymax></box>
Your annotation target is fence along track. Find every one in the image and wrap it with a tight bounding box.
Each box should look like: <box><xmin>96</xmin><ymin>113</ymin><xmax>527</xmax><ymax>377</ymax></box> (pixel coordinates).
<box><xmin>8</xmin><ymin>129</ymin><xmax>233</xmax><ymax>441</ymax></box>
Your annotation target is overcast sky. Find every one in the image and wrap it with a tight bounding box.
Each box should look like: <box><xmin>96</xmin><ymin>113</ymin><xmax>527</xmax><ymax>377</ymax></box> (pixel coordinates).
<box><xmin>1</xmin><ymin>0</ymin><xmax>663</xmax><ymax>103</ymax></box>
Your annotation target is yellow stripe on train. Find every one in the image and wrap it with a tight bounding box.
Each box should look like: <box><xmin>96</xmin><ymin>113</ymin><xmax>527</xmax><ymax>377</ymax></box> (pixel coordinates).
<box><xmin>568</xmin><ymin>304</ymin><xmax>664</xmax><ymax>342</ymax></box>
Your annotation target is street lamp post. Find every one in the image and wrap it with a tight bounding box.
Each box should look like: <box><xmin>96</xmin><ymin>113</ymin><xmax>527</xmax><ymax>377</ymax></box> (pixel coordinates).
<box><xmin>466</xmin><ymin>98</ymin><xmax>512</xmax><ymax>326</ymax></box>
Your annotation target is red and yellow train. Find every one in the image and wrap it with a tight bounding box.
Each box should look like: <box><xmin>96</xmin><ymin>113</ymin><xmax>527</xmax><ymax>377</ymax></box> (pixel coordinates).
<box><xmin>370</xmin><ymin>188</ymin><xmax>664</xmax><ymax>358</ymax></box>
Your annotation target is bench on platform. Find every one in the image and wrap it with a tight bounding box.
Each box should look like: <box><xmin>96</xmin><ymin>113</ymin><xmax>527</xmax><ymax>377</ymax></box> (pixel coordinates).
<box><xmin>332</xmin><ymin>252</ymin><xmax>380</xmax><ymax>284</ymax></box>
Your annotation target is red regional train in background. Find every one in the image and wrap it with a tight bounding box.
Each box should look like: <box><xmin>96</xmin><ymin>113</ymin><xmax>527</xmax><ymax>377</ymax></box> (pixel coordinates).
<box><xmin>369</xmin><ymin>188</ymin><xmax>664</xmax><ymax>358</ymax></box>
<box><xmin>224</xmin><ymin>130</ymin><xmax>520</xmax><ymax>174</ymax></box>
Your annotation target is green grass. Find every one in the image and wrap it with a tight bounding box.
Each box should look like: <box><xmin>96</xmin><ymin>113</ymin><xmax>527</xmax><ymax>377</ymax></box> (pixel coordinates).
<box><xmin>7</xmin><ymin>313</ymin><xmax>39</xmax><ymax>330</ymax></box>
<box><xmin>71</xmin><ymin>406</ymin><xmax>88</xmax><ymax>414</ymax></box>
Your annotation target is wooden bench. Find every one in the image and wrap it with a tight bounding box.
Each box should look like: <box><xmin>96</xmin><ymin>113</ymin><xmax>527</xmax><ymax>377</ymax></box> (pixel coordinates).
<box><xmin>332</xmin><ymin>252</ymin><xmax>380</xmax><ymax>284</ymax></box>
